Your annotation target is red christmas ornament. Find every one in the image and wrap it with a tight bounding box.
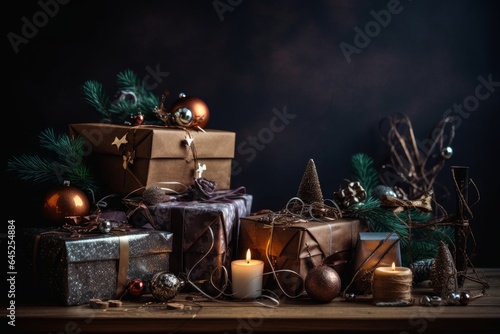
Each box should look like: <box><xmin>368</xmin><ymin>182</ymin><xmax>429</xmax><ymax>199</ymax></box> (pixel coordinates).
<box><xmin>124</xmin><ymin>112</ymin><xmax>144</xmax><ymax>126</ymax></box>
<box><xmin>42</xmin><ymin>181</ymin><xmax>90</xmax><ymax>224</ymax></box>
<box><xmin>127</xmin><ymin>279</ymin><xmax>145</xmax><ymax>297</ymax></box>
<box><xmin>167</xmin><ymin>93</ymin><xmax>210</xmax><ymax>128</ymax></box>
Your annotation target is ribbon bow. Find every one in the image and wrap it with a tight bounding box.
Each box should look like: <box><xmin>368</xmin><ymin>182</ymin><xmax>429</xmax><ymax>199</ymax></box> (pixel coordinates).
<box><xmin>380</xmin><ymin>190</ymin><xmax>433</xmax><ymax>213</ymax></box>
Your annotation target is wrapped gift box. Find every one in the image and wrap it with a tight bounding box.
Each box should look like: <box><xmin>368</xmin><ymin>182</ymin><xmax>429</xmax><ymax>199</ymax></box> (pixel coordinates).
<box><xmin>128</xmin><ymin>191</ymin><xmax>253</xmax><ymax>295</ymax></box>
<box><xmin>19</xmin><ymin>227</ymin><xmax>173</xmax><ymax>306</ymax></box>
<box><xmin>69</xmin><ymin>123</ymin><xmax>235</xmax><ymax>195</ymax></box>
<box><xmin>238</xmin><ymin>214</ymin><xmax>369</xmax><ymax>297</ymax></box>
<box><xmin>351</xmin><ymin>232</ymin><xmax>402</xmax><ymax>295</ymax></box>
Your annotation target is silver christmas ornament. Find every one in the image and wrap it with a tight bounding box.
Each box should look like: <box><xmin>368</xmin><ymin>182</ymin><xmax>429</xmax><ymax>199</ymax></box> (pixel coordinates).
<box><xmin>441</xmin><ymin>146</ymin><xmax>453</xmax><ymax>160</ymax></box>
<box><xmin>459</xmin><ymin>291</ymin><xmax>471</xmax><ymax>305</ymax></box>
<box><xmin>420</xmin><ymin>295</ymin><xmax>432</xmax><ymax>306</ymax></box>
<box><xmin>150</xmin><ymin>272</ymin><xmax>185</xmax><ymax>302</ymax></box>
<box><xmin>445</xmin><ymin>291</ymin><xmax>461</xmax><ymax>305</ymax></box>
<box><xmin>98</xmin><ymin>220</ymin><xmax>112</xmax><ymax>234</ymax></box>
<box><xmin>371</xmin><ymin>185</ymin><xmax>397</xmax><ymax>199</ymax></box>
<box><xmin>430</xmin><ymin>295</ymin><xmax>442</xmax><ymax>306</ymax></box>
<box><xmin>344</xmin><ymin>293</ymin><xmax>356</xmax><ymax>301</ymax></box>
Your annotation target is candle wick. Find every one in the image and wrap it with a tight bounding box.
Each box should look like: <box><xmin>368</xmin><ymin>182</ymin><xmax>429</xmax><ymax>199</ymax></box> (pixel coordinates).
<box><xmin>246</xmin><ymin>260</ymin><xmax>249</xmax><ymax>264</ymax></box>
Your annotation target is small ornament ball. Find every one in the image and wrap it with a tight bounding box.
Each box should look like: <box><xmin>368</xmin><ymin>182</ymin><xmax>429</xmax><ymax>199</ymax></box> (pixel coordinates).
<box><xmin>127</xmin><ymin>279</ymin><xmax>145</xmax><ymax>298</ymax></box>
<box><xmin>42</xmin><ymin>180</ymin><xmax>90</xmax><ymax>224</ymax></box>
<box><xmin>305</xmin><ymin>265</ymin><xmax>341</xmax><ymax>303</ymax></box>
<box><xmin>441</xmin><ymin>146</ymin><xmax>453</xmax><ymax>160</ymax></box>
<box><xmin>168</xmin><ymin>93</ymin><xmax>209</xmax><ymax>128</ymax></box>
<box><xmin>150</xmin><ymin>272</ymin><xmax>185</xmax><ymax>302</ymax></box>
<box><xmin>371</xmin><ymin>185</ymin><xmax>397</xmax><ymax>199</ymax></box>
<box><xmin>459</xmin><ymin>291</ymin><xmax>471</xmax><ymax>305</ymax></box>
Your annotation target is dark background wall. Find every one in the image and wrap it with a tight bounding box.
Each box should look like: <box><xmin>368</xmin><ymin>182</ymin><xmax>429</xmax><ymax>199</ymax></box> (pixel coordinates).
<box><xmin>5</xmin><ymin>0</ymin><xmax>500</xmax><ymax>268</ymax></box>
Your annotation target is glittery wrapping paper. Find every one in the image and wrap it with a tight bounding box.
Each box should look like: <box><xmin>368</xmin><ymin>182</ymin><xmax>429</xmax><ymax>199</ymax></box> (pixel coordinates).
<box><xmin>68</xmin><ymin>123</ymin><xmax>235</xmax><ymax>194</ymax></box>
<box><xmin>19</xmin><ymin>228</ymin><xmax>172</xmax><ymax>306</ymax></box>
<box><xmin>238</xmin><ymin>214</ymin><xmax>369</xmax><ymax>297</ymax></box>
<box><xmin>129</xmin><ymin>193</ymin><xmax>253</xmax><ymax>294</ymax></box>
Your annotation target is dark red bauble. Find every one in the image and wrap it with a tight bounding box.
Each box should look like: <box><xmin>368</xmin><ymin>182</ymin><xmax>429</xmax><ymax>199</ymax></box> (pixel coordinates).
<box><xmin>168</xmin><ymin>93</ymin><xmax>209</xmax><ymax>128</ymax></box>
<box><xmin>127</xmin><ymin>279</ymin><xmax>145</xmax><ymax>297</ymax></box>
<box><xmin>125</xmin><ymin>113</ymin><xmax>144</xmax><ymax>126</ymax></box>
<box><xmin>42</xmin><ymin>181</ymin><xmax>90</xmax><ymax>224</ymax></box>
<box><xmin>305</xmin><ymin>265</ymin><xmax>342</xmax><ymax>303</ymax></box>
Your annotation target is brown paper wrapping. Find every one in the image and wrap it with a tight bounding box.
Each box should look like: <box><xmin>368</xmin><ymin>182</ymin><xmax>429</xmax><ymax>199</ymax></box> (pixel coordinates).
<box><xmin>69</xmin><ymin>123</ymin><xmax>235</xmax><ymax>194</ymax></box>
<box><xmin>238</xmin><ymin>214</ymin><xmax>368</xmax><ymax>296</ymax></box>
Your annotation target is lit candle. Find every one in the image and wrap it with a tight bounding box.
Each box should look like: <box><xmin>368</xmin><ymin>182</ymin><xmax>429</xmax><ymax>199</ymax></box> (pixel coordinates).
<box><xmin>231</xmin><ymin>249</ymin><xmax>264</xmax><ymax>299</ymax></box>
<box><xmin>372</xmin><ymin>262</ymin><xmax>413</xmax><ymax>305</ymax></box>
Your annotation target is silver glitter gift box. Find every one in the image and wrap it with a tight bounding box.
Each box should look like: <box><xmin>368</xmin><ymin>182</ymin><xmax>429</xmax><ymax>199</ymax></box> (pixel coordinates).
<box><xmin>21</xmin><ymin>228</ymin><xmax>172</xmax><ymax>306</ymax></box>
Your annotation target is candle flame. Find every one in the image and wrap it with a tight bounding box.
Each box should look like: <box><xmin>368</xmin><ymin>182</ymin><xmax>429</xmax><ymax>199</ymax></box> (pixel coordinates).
<box><xmin>392</xmin><ymin>262</ymin><xmax>396</xmax><ymax>271</ymax></box>
<box><xmin>246</xmin><ymin>249</ymin><xmax>251</xmax><ymax>263</ymax></box>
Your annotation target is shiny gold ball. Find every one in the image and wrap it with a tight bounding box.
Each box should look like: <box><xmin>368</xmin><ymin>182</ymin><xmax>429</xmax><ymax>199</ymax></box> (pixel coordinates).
<box><xmin>42</xmin><ymin>182</ymin><xmax>90</xmax><ymax>224</ymax></box>
<box><xmin>305</xmin><ymin>265</ymin><xmax>342</xmax><ymax>303</ymax></box>
<box><xmin>168</xmin><ymin>93</ymin><xmax>209</xmax><ymax>128</ymax></box>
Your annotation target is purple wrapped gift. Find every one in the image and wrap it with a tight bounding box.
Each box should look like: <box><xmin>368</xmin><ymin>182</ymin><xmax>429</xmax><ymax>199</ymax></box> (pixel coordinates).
<box><xmin>128</xmin><ymin>188</ymin><xmax>253</xmax><ymax>295</ymax></box>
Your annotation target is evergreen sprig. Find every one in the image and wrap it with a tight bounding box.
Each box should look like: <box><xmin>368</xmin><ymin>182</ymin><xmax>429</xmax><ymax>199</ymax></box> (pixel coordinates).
<box><xmin>82</xmin><ymin>80</ymin><xmax>111</xmax><ymax>119</ymax></box>
<box><xmin>82</xmin><ymin>69</ymin><xmax>161</xmax><ymax>123</ymax></box>
<box><xmin>350</xmin><ymin>152</ymin><xmax>379</xmax><ymax>197</ymax></box>
<box><xmin>7</xmin><ymin>128</ymin><xmax>96</xmax><ymax>193</ymax></box>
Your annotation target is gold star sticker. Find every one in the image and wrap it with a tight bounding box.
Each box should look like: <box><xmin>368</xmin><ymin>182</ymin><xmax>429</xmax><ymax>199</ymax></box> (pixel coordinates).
<box><xmin>111</xmin><ymin>134</ymin><xmax>128</xmax><ymax>150</ymax></box>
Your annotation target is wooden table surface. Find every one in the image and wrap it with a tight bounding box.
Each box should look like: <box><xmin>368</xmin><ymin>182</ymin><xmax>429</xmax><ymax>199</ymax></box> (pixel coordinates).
<box><xmin>9</xmin><ymin>268</ymin><xmax>500</xmax><ymax>334</ymax></box>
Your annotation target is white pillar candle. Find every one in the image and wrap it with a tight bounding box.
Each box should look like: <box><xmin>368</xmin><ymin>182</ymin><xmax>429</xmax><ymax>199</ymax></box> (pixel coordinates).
<box><xmin>231</xmin><ymin>249</ymin><xmax>264</xmax><ymax>299</ymax></box>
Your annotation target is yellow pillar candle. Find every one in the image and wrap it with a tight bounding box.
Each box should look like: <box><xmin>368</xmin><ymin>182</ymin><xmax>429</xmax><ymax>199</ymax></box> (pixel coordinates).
<box><xmin>231</xmin><ymin>249</ymin><xmax>264</xmax><ymax>299</ymax></box>
<box><xmin>372</xmin><ymin>262</ymin><xmax>413</xmax><ymax>305</ymax></box>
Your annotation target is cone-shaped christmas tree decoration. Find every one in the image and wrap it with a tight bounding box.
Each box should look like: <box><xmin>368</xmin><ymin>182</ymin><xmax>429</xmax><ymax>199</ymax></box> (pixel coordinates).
<box><xmin>297</xmin><ymin>159</ymin><xmax>324</xmax><ymax>204</ymax></box>
<box><xmin>429</xmin><ymin>241</ymin><xmax>457</xmax><ymax>296</ymax></box>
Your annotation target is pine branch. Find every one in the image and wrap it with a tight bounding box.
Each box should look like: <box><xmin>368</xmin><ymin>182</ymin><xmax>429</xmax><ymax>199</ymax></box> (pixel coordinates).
<box><xmin>7</xmin><ymin>128</ymin><xmax>97</xmax><ymax>193</ymax></box>
<box><xmin>350</xmin><ymin>153</ymin><xmax>379</xmax><ymax>196</ymax></box>
<box><xmin>82</xmin><ymin>80</ymin><xmax>110</xmax><ymax>117</ymax></box>
<box><xmin>108</xmin><ymin>99</ymin><xmax>139</xmax><ymax>115</ymax></box>
<box><xmin>137</xmin><ymin>94</ymin><xmax>160</xmax><ymax>115</ymax></box>
<box><xmin>7</xmin><ymin>154</ymin><xmax>64</xmax><ymax>185</ymax></box>
<box><xmin>38</xmin><ymin>128</ymin><xmax>83</xmax><ymax>166</ymax></box>
<box><xmin>116</xmin><ymin>69</ymin><xmax>141</xmax><ymax>92</ymax></box>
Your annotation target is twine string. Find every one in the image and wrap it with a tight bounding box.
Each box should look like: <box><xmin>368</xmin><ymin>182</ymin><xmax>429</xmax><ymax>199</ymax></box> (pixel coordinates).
<box><xmin>372</xmin><ymin>273</ymin><xmax>413</xmax><ymax>305</ymax></box>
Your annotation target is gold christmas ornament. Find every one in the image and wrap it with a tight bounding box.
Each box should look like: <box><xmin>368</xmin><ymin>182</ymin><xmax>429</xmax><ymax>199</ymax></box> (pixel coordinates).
<box><xmin>167</xmin><ymin>93</ymin><xmax>210</xmax><ymax>129</ymax></box>
<box><xmin>42</xmin><ymin>181</ymin><xmax>90</xmax><ymax>224</ymax></box>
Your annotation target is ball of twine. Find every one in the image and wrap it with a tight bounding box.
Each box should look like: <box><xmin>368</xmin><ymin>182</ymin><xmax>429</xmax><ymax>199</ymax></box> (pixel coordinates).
<box><xmin>372</xmin><ymin>274</ymin><xmax>413</xmax><ymax>305</ymax></box>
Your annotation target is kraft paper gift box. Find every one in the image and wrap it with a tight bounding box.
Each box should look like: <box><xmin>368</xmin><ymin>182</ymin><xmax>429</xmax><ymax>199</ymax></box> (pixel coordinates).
<box><xmin>69</xmin><ymin>123</ymin><xmax>235</xmax><ymax>195</ymax></box>
<box><xmin>128</xmin><ymin>190</ymin><xmax>253</xmax><ymax>295</ymax></box>
<box><xmin>238</xmin><ymin>214</ymin><xmax>369</xmax><ymax>297</ymax></box>
<box><xmin>19</xmin><ymin>227</ymin><xmax>173</xmax><ymax>306</ymax></box>
<box><xmin>351</xmin><ymin>231</ymin><xmax>402</xmax><ymax>295</ymax></box>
